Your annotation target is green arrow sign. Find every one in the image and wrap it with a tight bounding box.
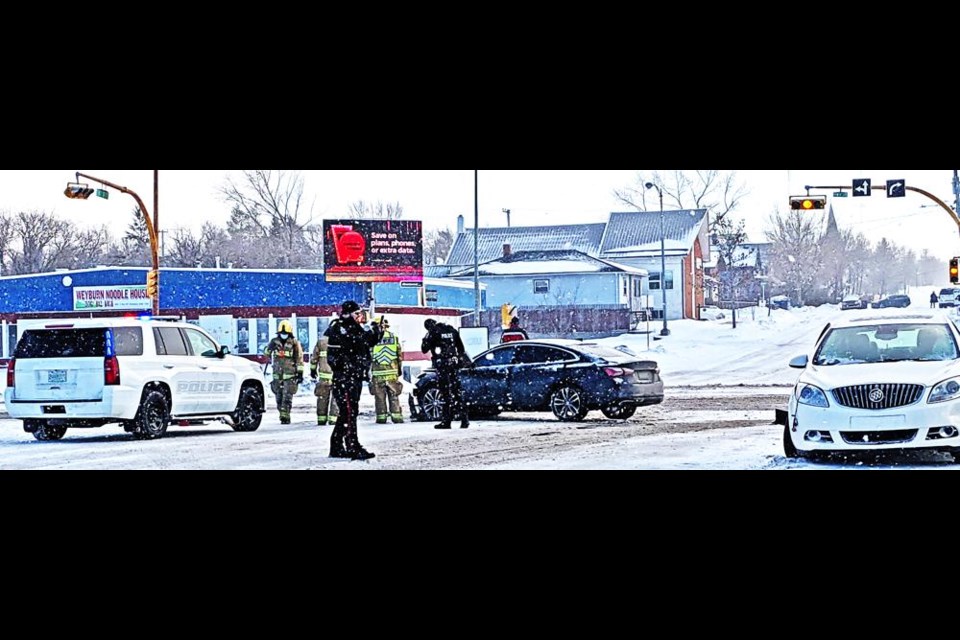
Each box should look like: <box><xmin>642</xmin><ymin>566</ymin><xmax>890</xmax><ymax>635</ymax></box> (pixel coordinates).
<box><xmin>833</xmin><ymin>191</ymin><xmax>848</xmax><ymax>198</ymax></box>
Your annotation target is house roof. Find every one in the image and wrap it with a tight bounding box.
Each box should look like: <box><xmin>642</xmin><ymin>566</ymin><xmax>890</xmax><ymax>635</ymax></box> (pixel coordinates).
<box><xmin>599</xmin><ymin>210</ymin><xmax>708</xmax><ymax>256</ymax></box>
<box><xmin>445</xmin><ymin>223</ymin><xmax>607</xmax><ymax>266</ymax></box>
<box><xmin>447</xmin><ymin>249</ymin><xmax>648</xmax><ymax>277</ymax></box>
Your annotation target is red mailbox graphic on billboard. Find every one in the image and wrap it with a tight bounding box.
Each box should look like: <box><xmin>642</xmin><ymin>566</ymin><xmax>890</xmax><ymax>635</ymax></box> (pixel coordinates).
<box><xmin>323</xmin><ymin>219</ymin><xmax>423</xmax><ymax>283</ymax></box>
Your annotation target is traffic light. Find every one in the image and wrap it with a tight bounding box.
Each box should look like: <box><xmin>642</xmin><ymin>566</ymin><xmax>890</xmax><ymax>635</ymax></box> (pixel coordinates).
<box><xmin>789</xmin><ymin>196</ymin><xmax>827</xmax><ymax>211</ymax></box>
<box><xmin>951</xmin><ymin>258</ymin><xmax>959</xmax><ymax>284</ymax></box>
<box><xmin>146</xmin><ymin>270</ymin><xmax>159</xmax><ymax>299</ymax></box>
<box><xmin>64</xmin><ymin>182</ymin><xmax>95</xmax><ymax>199</ymax></box>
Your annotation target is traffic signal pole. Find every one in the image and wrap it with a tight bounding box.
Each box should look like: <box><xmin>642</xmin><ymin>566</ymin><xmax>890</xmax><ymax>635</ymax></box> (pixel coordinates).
<box><xmin>74</xmin><ymin>172</ymin><xmax>160</xmax><ymax>315</ymax></box>
<box><xmin>804</xmin><ymin>183</ymin><xmax>960</xmax><ymax>229</ymax></box>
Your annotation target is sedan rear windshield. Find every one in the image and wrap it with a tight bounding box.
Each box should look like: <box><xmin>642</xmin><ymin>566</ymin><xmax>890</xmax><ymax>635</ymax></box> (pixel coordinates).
<box><xmin>14</xmin><ymin>329</ymin><xmax>107</xmax><ymax>359</ymax></box>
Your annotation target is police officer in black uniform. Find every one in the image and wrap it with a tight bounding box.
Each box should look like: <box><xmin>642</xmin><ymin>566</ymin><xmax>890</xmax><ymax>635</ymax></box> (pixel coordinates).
<box><xmin>325</xmin><ymin>300</ymin><xmax>383</xmax><ymax>460</ymax></box>
<box><xmin>421</xmin><ymin>318</ymin><xmax>472</xmax><ymax>430</ymax></box>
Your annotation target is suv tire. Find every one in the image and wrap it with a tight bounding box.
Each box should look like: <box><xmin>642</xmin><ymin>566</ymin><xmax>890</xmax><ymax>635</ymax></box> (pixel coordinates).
<box><xmin>231</xmin><ymin>386</ymin><xmax>264</xmax><ymax>432</ymax></box>
<box><xmin>133</xmin><ymin>389</ymin><xmax>170</xmax><ymax>440</ymax></box>
<box><xmin>33</xmin><ymin>422</ymin><xmax>68</xmax><ymax>441</ymax></box>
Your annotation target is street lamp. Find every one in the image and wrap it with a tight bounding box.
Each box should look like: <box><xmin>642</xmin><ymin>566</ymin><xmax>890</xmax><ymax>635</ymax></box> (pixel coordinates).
<box><xmin>644</xmin><ymin>182</ymin><xmax>670</xmax><ymax>336</ymax></box>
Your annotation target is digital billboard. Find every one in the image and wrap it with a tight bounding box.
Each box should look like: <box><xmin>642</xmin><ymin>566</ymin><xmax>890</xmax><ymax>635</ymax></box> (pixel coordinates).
<box><xmin>323</xmin><ymin>219</ymin><xmax>423</xmax><ymax>283</ymax></box>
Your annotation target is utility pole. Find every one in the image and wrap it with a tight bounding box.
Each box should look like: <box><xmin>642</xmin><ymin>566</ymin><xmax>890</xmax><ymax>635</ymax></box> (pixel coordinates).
<box><xmin>474</xmin><ymin>170</ymin><xmax>480</xmax><ymax>324</ymax></box>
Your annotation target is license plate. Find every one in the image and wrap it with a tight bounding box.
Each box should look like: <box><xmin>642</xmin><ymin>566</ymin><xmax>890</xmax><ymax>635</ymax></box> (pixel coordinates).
<box><xmin>47</xmin><ymin>370</ymin><xmax>67</xmax><ymax>384</ymax></box>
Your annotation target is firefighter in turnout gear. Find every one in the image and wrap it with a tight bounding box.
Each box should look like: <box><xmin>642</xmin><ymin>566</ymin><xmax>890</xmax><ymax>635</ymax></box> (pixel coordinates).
<box><xmin>324</xmin><ymin>300</ymin><xmax>383</xmax><ymax>460</ymax></box>
<box><xmin>369</xmin><ymin>315</ymin><xmax>404</xmax><ymax>424</ymax></box>
<box><xmin>309</xmin><ymin>329</ymin><xmax>339</xmax><ymax>426</ymax></box>
<box><xmin>263</xmin><ymin>320</ymin><xmax>304</xmax><ymax>425</ymax></box>
<box><xmin>421</xmin><ymin>318</ymin><xmax>471</xmax><ymax>430</ymax></box>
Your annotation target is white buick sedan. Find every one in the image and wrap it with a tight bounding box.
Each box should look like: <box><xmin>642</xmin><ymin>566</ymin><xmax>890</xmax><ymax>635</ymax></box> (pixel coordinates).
<box><xmin>784</xmin><ymin>312</ymin><xmax>960</xmax><ymax>461</ymax></box>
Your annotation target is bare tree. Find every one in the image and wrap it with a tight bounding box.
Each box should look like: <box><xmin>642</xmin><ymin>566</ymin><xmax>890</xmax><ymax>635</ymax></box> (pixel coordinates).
<box><xmin>764</xmin><ymin>209</ymin><xmax>822</xmax><ymax>306</ymax></box>
<box><xmin>424</xmin><ymin>227</ymin><xmax>454</xmax><ymax>265</ymax></box>
<box><xmin>165</xmin><ymin>228</ymin><xmax>205</xmax><ymax>267</ymax></box>
<box><xmin>219</xmin><ymin>170</ymin><xmax>317</xmax><ymax>267</ymax></box>
<box><xmin>55</xmin><ymin>226</ymin><xmax>111</xmax><ymax>270</ymax></box>
<box><xmin>713</xmin><ymin>215</ymin><xmax>749</xmax><ymax>328</ymax></box>
<box><xmin>7</xmin><ymin>211</ymin><xmax>74</xmax><ymax>275</ymax></box>
<box><xmin>0</xmin><ymin>212</ymin><xmax>16</xmax><ymax>275</ymax></box>
<box><xmin>615</xmin><ymin>170</ymin><xmax>748</xmax><ymax>227</ymax></box>
<box><xmin>347</xmin><ymin>200</ymin><xmax>404</xmax><ymax>220</ymax></box>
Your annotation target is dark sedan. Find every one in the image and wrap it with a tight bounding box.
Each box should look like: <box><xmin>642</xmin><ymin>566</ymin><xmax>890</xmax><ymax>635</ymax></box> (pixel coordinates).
<box><xmin>410</xmin><ymin>340</ymin><xmax>664</xmax><ymax>422</ymax></box>
<box><xmin>871</xmin><ymin>294</ymin><xmax>911</xmax><ymax>309</ymax></box>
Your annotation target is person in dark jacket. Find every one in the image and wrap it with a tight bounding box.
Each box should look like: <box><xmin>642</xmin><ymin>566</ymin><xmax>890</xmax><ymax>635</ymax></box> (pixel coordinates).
<box><xmin>421</xmin><ymin>318</ymin><xmax>472</xmax><ymax>430</ymax></box>
<box><xmin>324</xmin><ymin>300</ymin><xmax>383</xmax><ymax>460</ymax></box>
<box><xmin>500</xmin><ymin>317</ymin><xmax>529</xmax><ymax>343</ymax></box>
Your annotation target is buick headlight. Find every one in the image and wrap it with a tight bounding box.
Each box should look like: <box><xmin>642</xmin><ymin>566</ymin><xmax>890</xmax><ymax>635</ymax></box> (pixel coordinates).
<box><xmin>929</xmin><ymin>377</ymin><xmax>960</xmax><ymax>404</ymax></box>
<box><xmin>797</xmin><ymin>384</ymin><xmax>829</xmax><ymax>408</ymax></box>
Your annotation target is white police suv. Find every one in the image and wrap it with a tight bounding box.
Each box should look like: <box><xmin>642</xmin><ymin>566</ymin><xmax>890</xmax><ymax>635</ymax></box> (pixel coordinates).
<box><xmin>4</xmin><ymin>317</ymin><xmax>266</xmax><ymax>441</ymax></box>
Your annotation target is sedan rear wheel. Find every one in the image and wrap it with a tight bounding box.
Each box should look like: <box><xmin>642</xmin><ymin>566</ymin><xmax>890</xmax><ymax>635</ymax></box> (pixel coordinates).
<box><xmin>550</xmin><ymin>385</ymin><xmax>588</xmax><ymax>422</ymax></box>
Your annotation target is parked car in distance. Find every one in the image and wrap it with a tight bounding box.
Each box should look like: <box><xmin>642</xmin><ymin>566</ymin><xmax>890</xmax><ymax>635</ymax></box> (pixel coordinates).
<box><xmin>410</xmin><ymin>340</ymin><xmax>664</xmax><ymax>422</ymax></box>
<box><xmin>939</xmin><ymin>288</ymin><xmax>960</xmax><ymax>308</ymax></box>
<box><xmin>841</xmin><ymin>294</ymin><xmax>867</xmax><ymax>311</ymax></box>
<box><xmin>783</xmin><ymin>312</ymin><xmax>960</xmax><ymax>461</ymax></box>
<box><xmin>871</xmin><ymin>294</ymin><xmax>911</xmax><ymax>309</ymax></box>
<box><xmin>699</xmin><ymin>305</ymin><xmax>726</xmax><ymax>321</ymax></box>
<box><xmin>770</xmin><ymin>295</ymin><xmax>791</xmax><ymax>310</ymax></box>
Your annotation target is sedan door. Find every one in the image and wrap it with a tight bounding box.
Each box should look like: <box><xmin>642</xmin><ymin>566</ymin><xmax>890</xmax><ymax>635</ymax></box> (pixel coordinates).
<box><xmin>510</xmin><ymin>345</ymin><xmax>578</xmax><ymax>410</ymax></box>
<box><xmin>466</xmin><ymin>346</ymin><xmax>517</xmax><ymax>410</ymax></box>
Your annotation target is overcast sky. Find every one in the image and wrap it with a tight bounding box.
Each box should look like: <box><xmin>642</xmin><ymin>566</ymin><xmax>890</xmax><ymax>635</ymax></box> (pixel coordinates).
<box><xmin>1</xmin><ymin>169</ymin><xmax>956</xmax><ymax>259</ymax></box>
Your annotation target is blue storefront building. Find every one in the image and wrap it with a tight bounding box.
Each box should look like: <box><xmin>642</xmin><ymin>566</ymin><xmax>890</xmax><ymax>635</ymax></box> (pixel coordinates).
<box><xmin>0</xmin><ymin>267</ymin><xmax>485</xmax><ymax>362</ymax></box>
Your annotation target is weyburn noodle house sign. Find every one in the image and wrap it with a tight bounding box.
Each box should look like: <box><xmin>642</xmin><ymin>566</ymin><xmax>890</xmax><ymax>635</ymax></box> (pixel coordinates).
<box><xmin>73</xmin><ymin>285</ymin><xmax>151</xmax><ymax>312</ymax></box>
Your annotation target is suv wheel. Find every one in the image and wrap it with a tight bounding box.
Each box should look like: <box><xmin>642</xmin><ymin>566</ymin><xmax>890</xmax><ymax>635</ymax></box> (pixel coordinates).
<box><xmin>133</xmin><ymin>389</ymin><xmax>170</xmax><ymax>440</ymax></box>
<box><xmin>231</xmin><ymin>386</ymin><xmax>264</xmax><ymax>432</ymax></box>
<box><xmin>33</xmin><ymin>423</ymin><xmax>67</xmax><ymax>441</ymax></box>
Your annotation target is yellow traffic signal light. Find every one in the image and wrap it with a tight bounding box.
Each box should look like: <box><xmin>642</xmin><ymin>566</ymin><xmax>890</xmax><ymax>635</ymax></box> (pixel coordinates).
<box><xmin>789</xmin><ymin>196</ymin><xmax>827</xmax><ymax>211</ymax></box>
<box><xmin>501</xmin><ymin>303</ymin><xmax>517</xmax><ymax>328</ymax></box>
<box><xmin>146</xmin><ymin>269</ymin><xmax>159</xmax><ymax>299</ymax></box>
<box><xmin>64</xmin><ymin>182</ymin><xmax>95</xmax><ymax>199</ymax></box>
<box><xmin>951</xmin><ymin>258</ymin><xmax>959</xmax><ymax>284</ymax></box>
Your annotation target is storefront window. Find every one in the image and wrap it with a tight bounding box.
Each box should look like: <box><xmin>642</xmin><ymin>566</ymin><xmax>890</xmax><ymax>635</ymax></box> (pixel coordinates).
<box><xmin>256</xmin><ymin>319</ymin><xmax>270</xmax><ymax>354</ymax></box>
<box><xmin>236</xmin><ymin>320</ymin><xmax>250</xmax><ymax>354</ymax></box>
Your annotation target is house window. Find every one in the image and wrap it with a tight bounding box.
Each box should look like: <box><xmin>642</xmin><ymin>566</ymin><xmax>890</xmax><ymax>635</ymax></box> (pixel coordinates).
<box><xmin>534</xmin><ymin>279</ymin><xmax>550</xmax><ymax>294</ymax></box>
<box><xmin>649</xmin><ymin>271</ymin><xmax>674</xmax><ymax>291</ymax></box>
<box><xmin>633</xmin><ymin>279</ymin><xmax>642</xmax><ymax>297</ymax></box>
<box><xmin>622</xmin><ymin>277</ymin><xmax>628</xmax><ymax>297</ymax></box>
